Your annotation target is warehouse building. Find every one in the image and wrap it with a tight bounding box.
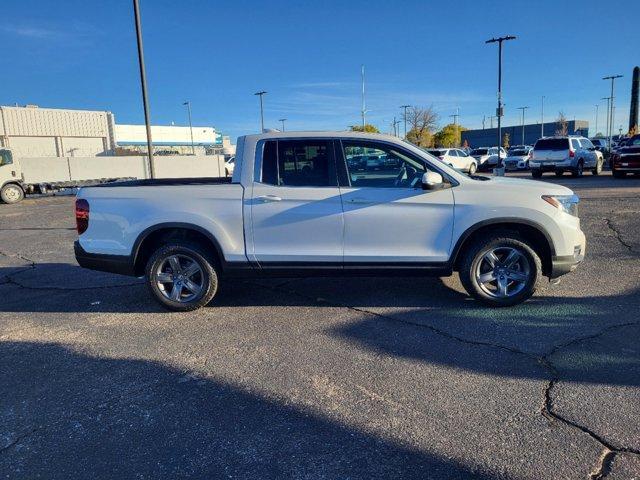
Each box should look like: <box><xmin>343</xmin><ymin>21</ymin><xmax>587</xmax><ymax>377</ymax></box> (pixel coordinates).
<box><xmin>0</xmin><ymin>105</ymin><xmax>232</xmax><ymax>158</ymax></box>
<box><xmin>115</xmin><ymin>124</ymin><xmax>223</xmax><ymax>156</ymax></box>
<box><xmin>0</xmin><ymin>105</ymin><xmax>116</xmax><ymax>157</ymax></box>
<box><xmin>461</xmin><ymin>120</ymin><xmax>589</xmax><ymax>148</ymax></box>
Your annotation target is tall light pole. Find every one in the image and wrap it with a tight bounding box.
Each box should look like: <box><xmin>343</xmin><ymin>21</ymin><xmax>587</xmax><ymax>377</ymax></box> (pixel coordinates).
<box><xmin>603</xmin><ymin>75</ymin><xmax>623</xmax><ymax>150</ymax></box>
<box><xmin>541</xmin><ymin>96</ymin><xmax>545</xmax><ymax>138</ymax></box>
<box><xmin>254</xmin><ymin>91</ymin><xmax>267</xmax><ymax>132</ymax></box>
<box><xmin>400</xmin><ymin>105</ymin><xmax>411</xmax><ymax>139</ymax></box>
<box><xmin>182</xmin><ymin>101</ymin><xmax>195</xmax><ymax>154</ymax></box>
<box><xmin>489</xmin><ymin>115</ymin><xmax>497</xmax><ymax>128</ymax></box>
<box><xmin>594</xmin><ymin>104</ymin><xmax>599</xmax><ymax>136</ymax></box>
<box><xmin>392</xmin><ymin>117</ymin><xmax>401</xmax><ymax>137</ymax></box>
<box><xmin>486</xmin><ymin>35</ymin><xmax>516</xmax><ymax>174</ymax></box>
<box><xmin>279</xmin><ymin>118</ymin><xmax>287</xmax><ymax>131</ymax></box>
<box><xmin>517</xmin><ymin>106</ymin><xmax>529</xmax><ymax>145</ymax></box>
<box><xmin>601</xmin><ymin>96</ymin><xmax>611</xmax><ymax>142</ymax></box>
<box><xmin>132</xmin><ymin>0</ymin><xmax>155</xmax><ymax>178</ymax></box>
<box><xmin>361</xmin><ymin>65</ymin><xmax>367</xmax><ymax>128</ymax></box>
<box><xmin>482</xmin><ymin>115</ymin><xmax>486</xmax><ymax>130</ymax></box>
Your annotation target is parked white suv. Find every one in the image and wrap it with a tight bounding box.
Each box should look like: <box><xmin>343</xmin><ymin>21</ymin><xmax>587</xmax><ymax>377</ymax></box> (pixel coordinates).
<box><xmin>530</xmin><ymin>136</ymin><xmax>603</xmax><ymax>178</ymax></box>
<box><xmin>470</xmin><ymin>147</ymin><xmax>507</xmax><ymax>171</ymax></box>
<box><xmin>427</xmin><ymin>148</ymin><xmax>478</xmax><ymax>174</ymax></box>
<box><xmin>75</xmin><ymin>132</ymin><xmax>585</xmax><ymax>310</ymax></box>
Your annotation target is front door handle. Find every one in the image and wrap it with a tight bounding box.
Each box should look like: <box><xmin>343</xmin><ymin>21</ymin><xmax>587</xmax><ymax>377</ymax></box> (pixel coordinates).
<box><xmin>347</xmin><ymin>197</ymin><xmax>373</xmax><ymax>204</ymax></box>
<box><xmin>257</xmin><ymin>195</ymin><xmax>282</xmax><ymax>203</ymax></box>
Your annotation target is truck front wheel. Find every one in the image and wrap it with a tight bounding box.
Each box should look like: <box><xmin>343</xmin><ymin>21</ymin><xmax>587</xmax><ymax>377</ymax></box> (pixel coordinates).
<box><xmin>1</xmin><ymin>183</ymin><xmax>25</xmax><ymax>204</ymax></box>
<box><xmin>459</xmin><ymin>234</ymin><xmax>542</xmax><ymax>307</ymax></box>
<box><xmin>145</xmin><ymin>242</ymin><xmax>219</xmax><ymax>311</ymax></box>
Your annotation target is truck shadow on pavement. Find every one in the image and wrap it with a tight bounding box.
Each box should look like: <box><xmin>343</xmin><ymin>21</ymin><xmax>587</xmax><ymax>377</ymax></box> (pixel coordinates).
<box><xmin>0</xmin><ymin>341</ymin><xmax>491</xmax><ymax>480</ymax></box>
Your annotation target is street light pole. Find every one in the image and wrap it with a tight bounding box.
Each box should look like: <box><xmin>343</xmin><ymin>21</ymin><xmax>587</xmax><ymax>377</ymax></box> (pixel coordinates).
<box><xmin>486</xmin><ymin>35</ymin><xmax>516</xmax><ymax>175</ymax></box>
<box><xmin>603</xmin><ymin>75</ymin><xmax>623</xmax><ymax>150</ymax></box>
<box><xmin>279</xmin><ymin>118</ymin><xmax>287</xmax><ymax>131</ymax></box>
<box><xmin>601</xmin><ymin>96</ymin><xmax>611</xmax><ymax>143</ymax></box>
<box><xmin>517</xmin><ymin>106</ymin><xmax>529</xmax><ymax>145</ymax></box>
<box><xmin>361</xmin><ymin>65</ymin><xmax>367</xmax><ymax>128</ymax></box>
<box><xmin>449</xmin><ymin>108</ymin><xmax>460</xmax><ymax>146</ymax></box>
<box><xmin>400</xmin><ymin>105</ymin><xmax>411</xmax><ymax>139</ymax></box>
<box><xmin>254</xmin><ymin>91</ymin><xmax>267</xmax><ymax>132</ymax></box>
<box><xmin>132</xmin><ymin>0</ymin><xmax>155</xmax><ymax>178</ymax></box>
<box><xmin>183</xmin><ymin>101</ymin><xmax>195</xmax><ymax>154</ymax></box>
<box><xmin>541</xmin><ymin>96</ymin><xmax>545</xmax><ymax>138</ymax></box>
<box><xmin>594</xmin><ymin>104</ymin><xmax>599</xmax><ymax>136</ymax></box>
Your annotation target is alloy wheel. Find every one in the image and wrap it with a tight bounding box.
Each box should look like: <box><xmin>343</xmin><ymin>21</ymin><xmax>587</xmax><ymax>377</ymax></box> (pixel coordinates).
<box><xmin>155</xmin><ymin>254</ymin><xmax>204</xmax><ymax>302</ymax></box>
<box><xmin>475</xmin><ymin>247</ymin><xmax>531</xmax><ymax>298</ymax></box>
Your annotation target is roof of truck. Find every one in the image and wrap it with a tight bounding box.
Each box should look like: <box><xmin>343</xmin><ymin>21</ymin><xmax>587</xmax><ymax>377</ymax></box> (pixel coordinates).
<box><xmin>241</xmin><ymin>131</ymin><xmax>406</xmax><ymax>142</ymax></box>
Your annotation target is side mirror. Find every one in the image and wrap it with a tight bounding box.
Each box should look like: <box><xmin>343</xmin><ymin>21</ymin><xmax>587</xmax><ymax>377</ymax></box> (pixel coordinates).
<box><xmin>421</xmin><ymin>171</ymin><xmax>444</xmax><ymax>190</ymax></box>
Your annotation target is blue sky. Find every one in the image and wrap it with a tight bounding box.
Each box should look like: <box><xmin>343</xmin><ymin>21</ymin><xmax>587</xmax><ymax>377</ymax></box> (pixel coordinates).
<box><xmin>2</xmin><ymin>0</ymin><xmax>638</xmax><ymax>141</ymax></box>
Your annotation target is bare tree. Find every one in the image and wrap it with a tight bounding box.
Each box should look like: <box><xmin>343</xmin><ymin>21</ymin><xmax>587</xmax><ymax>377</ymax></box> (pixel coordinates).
<box><xmin>404</xmin><ymin>105</ymin><xmax>439</xmax><ymax>147</ymax></box>
<box><xmin>555</xmin><ymin>111</ymin><xmax>568</xmax><ymax>136</ymax></box>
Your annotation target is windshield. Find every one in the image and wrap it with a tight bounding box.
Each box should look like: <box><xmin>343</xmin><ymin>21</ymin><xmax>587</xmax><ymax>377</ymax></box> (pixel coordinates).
<box><xmin>535</xmin><ymin>138</ymin><xmax>569</xmax><ymax>150</ymax></box>
<box><xmin>471</xmin><ymin>148</ymin><xmax>488</xmax><ymax>155</ymax></box>
<box><xmin>0</xmin><ymin>150</ymin><xmax>13</xmax><ymax>166</ymax></box>
<box><xmin>510</xmin><ymin>150</ymin><xmax>528</xmax><ymax>156</ymax></box>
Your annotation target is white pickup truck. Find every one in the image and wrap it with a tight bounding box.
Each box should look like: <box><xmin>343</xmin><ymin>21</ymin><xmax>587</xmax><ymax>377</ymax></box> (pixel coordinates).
<box><xmin>75</xmin><ymin>131</ymin><xmax>586</xmax><ymax>310</ymax></box>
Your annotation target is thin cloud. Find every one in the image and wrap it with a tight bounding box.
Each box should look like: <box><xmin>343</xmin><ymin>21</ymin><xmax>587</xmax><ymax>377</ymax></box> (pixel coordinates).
<box><xmin>0</xmin><ymin>22</ymin><xmax>98</xmax><ymax>40</ymax></box>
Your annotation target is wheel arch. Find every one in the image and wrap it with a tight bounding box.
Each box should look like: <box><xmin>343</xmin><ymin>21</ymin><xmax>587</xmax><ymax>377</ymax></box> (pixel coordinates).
<box><xmin>451</xmin><ymin>219</ymin><xmax>555</xmax><ymax>276</ymax></box>
<box><xmin>132</xmin><ymin>223</ymin><xmax>225</xmax><ymax>276</ymax></box>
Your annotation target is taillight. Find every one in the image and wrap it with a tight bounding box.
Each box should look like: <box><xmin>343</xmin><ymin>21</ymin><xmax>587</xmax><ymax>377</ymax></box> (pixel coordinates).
<box><xmin>569</xmin><ymin>150</ymin><xmax>575</xmax><ymax>158</ymax></box>
<box><xmin>75</xmin><ymin>198</ymin><xmax>89</xmax><ymax>234</ymax></box>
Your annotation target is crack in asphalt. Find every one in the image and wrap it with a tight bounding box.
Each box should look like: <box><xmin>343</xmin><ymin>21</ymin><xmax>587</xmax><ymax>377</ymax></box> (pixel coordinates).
<box><xmin>251</xmin><ymin>280</ymin><xmax>640</xmax><ymax>478</ymax></box>
<box><xmin>603</xmin><ymin>217</ymin><xmax>639</xmax><ymax>255</ymax></box>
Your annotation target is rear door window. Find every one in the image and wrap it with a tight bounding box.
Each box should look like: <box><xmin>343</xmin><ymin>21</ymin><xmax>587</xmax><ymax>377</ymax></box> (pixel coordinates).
<box><xmin>570</xmin><ymin>139</ymin><xmax>580</xmax><ymax>150</ymax></box>
<box><xmin>261</xmin><ymin>139</ymin><xmax>336</xmax><ymax>187</ymax></box>
<box><xmin>535</xmin><ymin>139</ymin><xmax>569</xmax><ymax>150</ymax></box>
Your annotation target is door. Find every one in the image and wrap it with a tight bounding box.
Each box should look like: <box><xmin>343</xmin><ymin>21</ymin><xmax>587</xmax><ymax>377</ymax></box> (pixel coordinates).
<box><xmin>337</xmin><ymin>140</ymin><xmax>454</xmax><ymax>264</ymax></box>
<box><xmin>249</xmin><ymin>139</ymin><xmax>344</xmax><ymax>264</ymax></box>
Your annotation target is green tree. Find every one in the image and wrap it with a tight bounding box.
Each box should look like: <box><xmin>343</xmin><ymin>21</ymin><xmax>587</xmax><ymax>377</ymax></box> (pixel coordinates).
<box><xmin>406</xmin><ymin>128</ymin><xmax>434</xmax><ymax>147</ymax></box>
<box><xmin>350</xmin><ymin>124</ymin><xmax>380</xmax><ymax>133</ymax></box>
<box><xmin>433</xmin><ymin>123</ymin><xmax>467</xmax><ymax>148</ymax></box>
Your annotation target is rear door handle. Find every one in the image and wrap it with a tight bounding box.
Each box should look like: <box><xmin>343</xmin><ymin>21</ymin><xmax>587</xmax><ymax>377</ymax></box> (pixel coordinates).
<box><xmin>256</xmin><ymin>195</ymin><xmax>282</xmax><ymax>203</ymax></box>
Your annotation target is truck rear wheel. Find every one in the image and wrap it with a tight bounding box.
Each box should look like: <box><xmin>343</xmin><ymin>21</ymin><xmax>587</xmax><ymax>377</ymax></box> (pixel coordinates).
<box><xmin>459</xmin><ymin>234</ymin><xmax>542</xmax><ymax>307</ymax></box>
<box><xmin>1</xmin><ymin>183</ymin><xmax>24</xmax><ymax>204</ymax></box>
<box><xmin>145</xmin><ymin>242</ymin><xmax>219</xmax><ymax>311</ymax></box>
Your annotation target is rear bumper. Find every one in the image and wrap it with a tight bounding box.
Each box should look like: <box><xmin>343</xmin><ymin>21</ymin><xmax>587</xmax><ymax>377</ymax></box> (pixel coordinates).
<box><xmin>74</xmin><ymin>241</ymin><xmax>135</xmax><ymax>276</ymax></box>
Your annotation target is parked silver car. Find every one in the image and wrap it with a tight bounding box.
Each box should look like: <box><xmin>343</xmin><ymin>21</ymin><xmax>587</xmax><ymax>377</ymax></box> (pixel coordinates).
<box><xmin>504</xmin><ymin>146</ymin><xmax>533</xmax><ymax>171</ymax></box>
<box><xmin>530</xmin><ymin>136</ymin><xmax>603</xmax><ymax>178</ymax></box>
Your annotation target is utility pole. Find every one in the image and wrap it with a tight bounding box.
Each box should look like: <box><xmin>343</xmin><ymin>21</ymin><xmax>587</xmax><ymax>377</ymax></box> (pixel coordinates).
<box><xmin>361</xmin><ymin>65</ymin><xmax>367</xmax><ymax>128</ymax></box>
<box><xmin>594</xmin><ymin>104</ymin><xmax>599</xmax><ymax>136</ymax></box>
<box><xmin>517</xmin><ymin>106</ymin><xmax>529</xmax><ymax>145</ymax></box>
<box><xmin>392</xmin><ymin>117</ymin><xmax>402</xmax><ymax>137</ymax></box>
<box><xmin>183</xmin><ymin>101</ymin><xmax>195</xmax><ymax>154</ymax></box>
<box><xmin>449</xmin><ymin>108</ymin><xmax>460</xmax><ymax>146</ymax></box>
<box><xmin>489</xmin><ymin>115</ymin><xmax>497</xmax><ymax>129</ymax></box>
<box><xmin>132</xmin><ymin>0</ymin><xmax>155</xmax><ymax>178</ymax></box>
<box><xmin>603</xmin><ymin>75</ymin><xmax>623</xmax><ymax>151</ymax></box>
<box><xmin>279</xmin><ymin>118</ymin><xmax>286</xmax><ymax>131</ymax></box>
<box><xmin>254</xmin><ymin>91</ymin><xmax>267</xmax><ymax>132</ymax></box>
<box><xmin>486</xmin><ymin>35</ymin><xmax>516</xmax><ymax>175</ymax></box>
<box><xmin>541</xmin><ymin>96</ymin><xmax>545</xmax><ymax>138</ymax></box>
<box><xmin>482</xmin><ymin>115</ymin><xmax>486</xmax><ymax>130</ymax></box>
<box><xmin>400</xmin><ymin>105</ymin><xmax>411</xmax><ymax>139</ymax></box>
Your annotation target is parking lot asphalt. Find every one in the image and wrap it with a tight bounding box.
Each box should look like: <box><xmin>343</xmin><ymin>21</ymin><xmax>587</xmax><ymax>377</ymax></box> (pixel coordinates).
<box><xmin>1</xmin><ymin>171</ymin><xmax>639</xmax><ymax>479</ymax></box>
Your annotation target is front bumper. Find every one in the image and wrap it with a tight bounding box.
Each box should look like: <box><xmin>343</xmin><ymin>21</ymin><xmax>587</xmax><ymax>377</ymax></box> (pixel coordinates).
<box><xmin>74</xmin><ymin>241</ymin><xmax>135</xmax><ymax>276</ymax></box>
<box><xmin>550</xmin><ymin>240</ymin><xmax>585</xmax><ymax>278</ymax></box>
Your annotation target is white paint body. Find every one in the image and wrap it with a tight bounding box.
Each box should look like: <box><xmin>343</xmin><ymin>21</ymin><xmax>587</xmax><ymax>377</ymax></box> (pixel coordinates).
<box><xmin>431</xmin><ymin>148</ymin><xmax>477</xmax><ymax>172</ymax></box>
<box><xmin>77</xmin><ymin>132</ymin><xmax>586</xmax><ymax>265</ymax></box>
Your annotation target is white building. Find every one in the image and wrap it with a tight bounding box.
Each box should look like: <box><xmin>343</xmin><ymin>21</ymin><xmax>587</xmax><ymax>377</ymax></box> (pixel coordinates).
<box><xmin>0</xmin><ymin>105</ymin><xmax>116</xmax><ymax>157</ymax></box>
<box><xmin>115</xmin><ymin>124</ymin><xmax>222</xmax><ymax>156</ymax></box>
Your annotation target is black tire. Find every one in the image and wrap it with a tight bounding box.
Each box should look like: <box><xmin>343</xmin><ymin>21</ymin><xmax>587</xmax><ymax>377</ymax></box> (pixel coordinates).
<box><xmin>612</xmin><ymin>169</ymin><xmax>626</xmax><ymax>178</ymax></box>
<box><xmin>571</xmin><ymin>160</ymin><xmax>584</xmax><ymax>178</ymax></box>
<box><xmin>468</xmin><ymin>162</ymin><xmax>477</xmax><ymax>175</ymax></box>
<box><xmin>459</xmin><ymin>234</ymin><xmax>542</xmax><ymax>307</ymax></box>
<box><xmin>554</xmin><ymin>170</ymin><xmax>564</xmax><ymax>177</ymax></box>
<box><xmin>145</xmin><ymin>241</ymin><xmax>219</xmax><ymax>311</ymax></box>
<box><xmin>592</xmin><ymin>159</ymin><xmax>603</xmax><ymax>175</ymax></box>
<box><xmin>531</xmin><ymin>169</ymin><xmax>543</xmax><ymax>178</ymax></box>
<box><xmin>0</xmin><ymin>183</ymin><xmax>25</xmax><ymax>204</ymax></box>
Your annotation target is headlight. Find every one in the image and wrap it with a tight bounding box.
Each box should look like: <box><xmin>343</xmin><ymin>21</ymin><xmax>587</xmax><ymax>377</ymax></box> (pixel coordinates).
<box><xmin>542</xmin><ymin>194</ymin><xmax>579</xmax><ymax>217</ymax></box>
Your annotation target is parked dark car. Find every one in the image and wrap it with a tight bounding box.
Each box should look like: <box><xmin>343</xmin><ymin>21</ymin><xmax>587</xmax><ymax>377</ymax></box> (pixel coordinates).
<box><xmin>611</xmin><ymin>135</ymin><xmax>640</xmax><ymax>178</ymax></box>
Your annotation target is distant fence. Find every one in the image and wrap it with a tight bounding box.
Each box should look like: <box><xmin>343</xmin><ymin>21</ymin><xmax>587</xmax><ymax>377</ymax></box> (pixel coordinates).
<box><xmin>18</xmin><ymin>155</ymin><xmax>225</xmax><ymax>184</ymax></box>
